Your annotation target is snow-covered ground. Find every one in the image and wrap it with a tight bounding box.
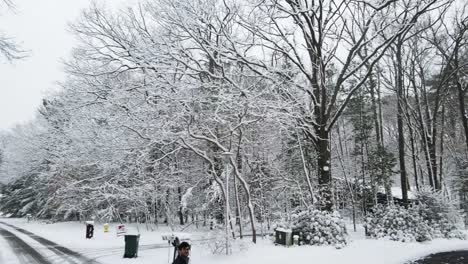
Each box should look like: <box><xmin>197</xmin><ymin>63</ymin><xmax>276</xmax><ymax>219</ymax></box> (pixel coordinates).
<box><xmin>1</xmin><ymin>217</ymin><xmax>468</xmax><ymax>264</ymax></box>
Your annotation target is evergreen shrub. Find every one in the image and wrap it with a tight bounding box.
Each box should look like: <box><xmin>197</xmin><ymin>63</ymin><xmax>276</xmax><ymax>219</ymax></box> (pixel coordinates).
<box><xmin>289</xmin><ymin>209</ymin><xmax>348</xmax><ymax>249</ymax></box>
<box><xmin>365</xmin><ymin>188</ymin><xmax>466</xmax><ymax>242</ymax></box>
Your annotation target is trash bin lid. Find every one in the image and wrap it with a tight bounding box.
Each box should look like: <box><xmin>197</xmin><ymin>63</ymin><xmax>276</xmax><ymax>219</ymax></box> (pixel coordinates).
<box><xmin>275</xmin><ymin>228</ymin><xmax>292</xmax><ymax>233</ymax></box>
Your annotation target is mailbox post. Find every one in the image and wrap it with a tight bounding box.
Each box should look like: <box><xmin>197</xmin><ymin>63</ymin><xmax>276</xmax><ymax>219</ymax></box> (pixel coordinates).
<box><xmin>162</xmin><ymin>234</ymin><xmax>175</xmax><ymax>264</ymax></box>
<box><xmin>85</xmin><ymin>221</ymin><xmax>94</xmax><ymax>239</ymax></box>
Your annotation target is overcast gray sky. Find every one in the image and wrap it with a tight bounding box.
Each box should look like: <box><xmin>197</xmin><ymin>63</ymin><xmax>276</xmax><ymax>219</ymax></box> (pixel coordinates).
<box><xmin>0</xmin><ymin>0</ymin><xmax>129</xmax><ymax>130</ymax></box>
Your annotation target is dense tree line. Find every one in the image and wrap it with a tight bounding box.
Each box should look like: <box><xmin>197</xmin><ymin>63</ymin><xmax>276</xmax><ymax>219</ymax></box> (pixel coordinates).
<box><xmin>1</xmin><ymin>0</ymin><xmax>467</xmax><ymax>243</ymax></box>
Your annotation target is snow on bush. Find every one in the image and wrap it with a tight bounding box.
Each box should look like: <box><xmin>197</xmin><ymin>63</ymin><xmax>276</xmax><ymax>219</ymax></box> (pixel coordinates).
<box><xmin>289</xmin><ymin>209</ymin><xmax>348</xmax><ymax>249</ymax></box>
<box><xmin>414</xmin><ymin>187</ymin><xmax>466</xmax><ymax>240</ymax></box>
<box><xmin>365</xmin><ymin>205</ymin><xmax>432</xmax><ymax>242</ymax></box>
<box><xmin>365</xmin><ymin>189</ymin><xmax>466</xmax><ymax>242</ymax></box>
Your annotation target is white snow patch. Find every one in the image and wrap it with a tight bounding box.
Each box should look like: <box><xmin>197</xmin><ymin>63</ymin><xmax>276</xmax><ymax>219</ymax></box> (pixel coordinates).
<box><xmin>181</xmin><ymin>187</ymin><xmax>194</xmax><ymax>209</ymax></box>
<box><xmin>378</xmin><ymin>187</ymin><xmax>416</xmax><ymax>200</ymax></box>
<box><xmin>391</xmin><ymin>187</ymin><xmax>416</xmax><ymax>200</ymax></box>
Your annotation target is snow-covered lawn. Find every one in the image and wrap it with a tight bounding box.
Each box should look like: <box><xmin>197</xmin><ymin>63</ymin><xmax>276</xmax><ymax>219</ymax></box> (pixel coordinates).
<box><xmin>1</xmin><ymin>217</ymin><xmax>468</xmax><ymax>264</ymax></box>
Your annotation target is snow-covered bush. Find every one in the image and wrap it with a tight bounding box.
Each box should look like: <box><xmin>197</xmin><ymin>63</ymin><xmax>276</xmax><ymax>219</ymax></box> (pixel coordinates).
<box><xmin>365</xmin><ymin>190</ymin><xmax>467</xmax><ymax>243</ymax></box>
<box><xmin>365</xmin><ymin>205</ymin><xmax>432</xmax><ymax>242</ymax></box>
<box><xmin>414</xmin><ymin>188</ymin><xmax>466</xmax><ymax>240</ymax></box>
<box><xmin>289</xmin><ymin>209</ymin><xmax>348</xmax><ymax>249</ymax></box>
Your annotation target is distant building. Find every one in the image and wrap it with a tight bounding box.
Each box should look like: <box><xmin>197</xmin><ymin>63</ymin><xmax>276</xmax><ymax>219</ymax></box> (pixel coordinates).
<box><xmin>376</xmin><ymin>187</ymin><xmax>416</xmax><ymax>207</ymax></box>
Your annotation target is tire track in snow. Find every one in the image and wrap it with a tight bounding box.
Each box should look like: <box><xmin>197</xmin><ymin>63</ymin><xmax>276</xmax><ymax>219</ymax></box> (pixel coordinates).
<box><xmin>0</xmin><ymin>224</ymin><xmax>50</xmax><ymax>264</ymax></box>
<box><xmin>0</xmin><ymin>231</ymin><xmax>22</xmax><ymax>264</ymax></box>
<box><xmin>0</xmin><ymin>221</ymin><xmax>100</xmax><ymax>264</ymax></box>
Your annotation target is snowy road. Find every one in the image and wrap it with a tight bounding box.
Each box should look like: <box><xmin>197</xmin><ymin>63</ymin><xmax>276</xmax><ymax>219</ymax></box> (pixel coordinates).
<box><xmin>0</xmin><ymin>224</ymin><xmax>50</xmax><ymax>264</ymax></box>
<box><xmin>0</xmin><ymin>221</ymin><xmax>100</xmax><ymax>264</ymax></box>
<box><xmin>411</xmin><ymin>250</ymin><xmax>468</xmax><ymax>264</ymax></box>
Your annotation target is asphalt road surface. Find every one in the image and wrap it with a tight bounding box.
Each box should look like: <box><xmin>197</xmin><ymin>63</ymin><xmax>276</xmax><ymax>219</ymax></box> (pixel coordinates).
<box><xmin>0</xmin><ymin>221</ymin><xmax>100</xmax><ymax>264</ymax></box>
<box><xmin>411</xmin><ymin>251</ymin><xmax>468</xmax><ymax>264</ymax></box>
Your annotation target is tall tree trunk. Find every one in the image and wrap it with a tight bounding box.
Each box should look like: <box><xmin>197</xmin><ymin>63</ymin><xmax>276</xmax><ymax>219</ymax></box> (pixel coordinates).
<box><xmin>420</xmin><ymin>68</ymin><xmax>439</xmax><ymax>189</ymax></box>
<box><xmin>369</xmin><ymin>73</ymin><xmax>382</xmax><ymax>145</ymax></box>
<box><xmin>178</xmin><ymin>187</ymin><xmax>184</xmax><ymax>225</ymax></box>
<box><xmin>396</xmin><ymin>41</ymin><xmax>409</xmax><ymax>205</ymax></box>
<box><xmin>450</xmin><ymin>42</ymin><xmax>468</xmax><ymax>151</ymax></box>
<box><xmin>411</xmin><ymin>71</ymin><xmax>435</xmax><ymax>188</ymax></box>
<box><xmin>456</xmin><ymin>77</ymin><xmax>468</xmax><ymax>151</ymax></box>
<box><xmin>397</xmin><ymin>103</ymin><xmax>408</xmax><ymax>205</ymax></box>
<box><xmin>317</xmin><ymin>128</ymin><xmax>333</xmax><ymax>211</ymax></box>
<box><xmin>408</xmin><ymin>120</ymin><xmax>420</xmax><ymax>191</ymax></box>
<box><xmin>361</xmin><ymin>141</ymin><xmax>367</xmax><ymax>214</ymax></box>
<box><xmin>336</xmin><ymin>123</ymin><xmax>357</xmax><ymax>231</ymax></box>
<box><xmin>297</xmin><ymin>130</ymin><xmax>315</xmax><ymax>205</ymax></box>
<box><xmin>359</xmin><ymin>94</ymin><xmax>369</xmax><ymax>212</ymax></box>
<box><xmin>376</xmin><ymin>70</ymin><xmax>393</xmax><ymax>202</ymax></box>
<box><xmin>368</xmin><ymin>73</ymin><xmax>380</xmax><ymax>202</ymax></box>
<box><xmin>439</xmin><ymin>105</ymin><xmax>446</xmax><ymax>190</ymax></box>
<box><xmin>235</xmin><ymin>134</ymin><xmax>243</xmax><ymax>239</ymax></box>
<box><xmin>377</xmin><ymin>73</ymin><xmax>385</xmax><ymax>144</ymax></box>
<box><xmin>230</xmin><ymin>158</ymin><xmax>257</xmax><ymax>243</ymax></box>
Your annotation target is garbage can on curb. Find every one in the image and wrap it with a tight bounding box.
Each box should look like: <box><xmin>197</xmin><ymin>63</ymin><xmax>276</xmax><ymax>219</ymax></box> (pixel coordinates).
<box><xmin>123</xmin><ymin>234</ymin><xmax>140</xmax><ymax>258</ymax></box>
<box><xmin>274</xmin><ymin>228</ymin><xmax>292</xmax><ymax>246</ymax></box>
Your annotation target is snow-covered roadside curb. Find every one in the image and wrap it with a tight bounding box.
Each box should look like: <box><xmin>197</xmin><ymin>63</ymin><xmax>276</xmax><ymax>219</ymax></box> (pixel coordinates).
<box><xmin>1</xmin><ymin>217</ymin><xmax>467</xmax><ymax>264</ymax></box>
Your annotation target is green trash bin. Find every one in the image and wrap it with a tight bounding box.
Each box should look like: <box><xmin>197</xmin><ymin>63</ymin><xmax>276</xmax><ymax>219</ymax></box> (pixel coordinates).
<box><xmin>123</xmin><ymin>234</ymin><xmax>140</xmax><ymax>258</ymax></box>
<box><xmin>275</xmin><ymin>228</ymin><xmax>292</xmax><ymax>246</ymax></box>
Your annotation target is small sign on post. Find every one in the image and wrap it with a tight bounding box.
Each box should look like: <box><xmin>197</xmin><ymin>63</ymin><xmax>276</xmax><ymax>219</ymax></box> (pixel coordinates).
<box><xmin>117</xmin><ymin>224</ymin><xmax>127</xmax><ymax>237</ymax></box>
